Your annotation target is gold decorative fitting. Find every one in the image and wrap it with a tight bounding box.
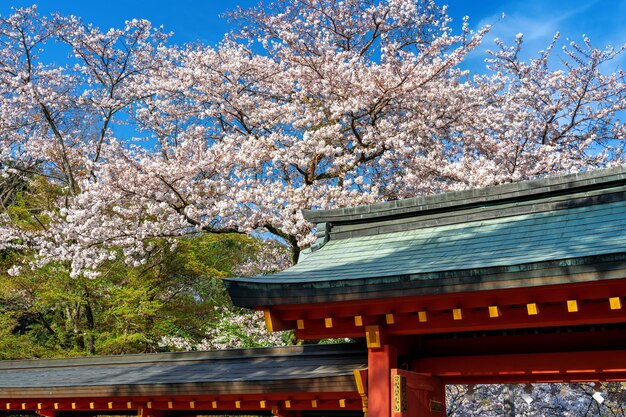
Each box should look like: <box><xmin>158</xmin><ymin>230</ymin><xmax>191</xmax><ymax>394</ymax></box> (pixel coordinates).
<box><xmin>418</xmin><ymin>311</ymin><xmax>428</xmax><ymax>322</ymax></box>
<box><xmin>488</xmin><ymin>306</ymin><xmax>501</xmax><ymax>318</ymax></box>
<box><xmin>567</xmin><ymin>300</ymin><xmax>579</xmax><ymax>312</ymax></box>
<box><xmin>610</xmin><ymin>297</ymin><xmax>622</xmax><ymax>310</ymax></box>
<box><xmin>365</xmin><ymin>325</ymin><xmax>381</xmax><ymax>348</ymax></box>
<box><xmin>264</xmin><ymin>310</ymin><xmax>275</xmax><ymax>332</ymax></box>
<box><xmin>393</xmin><ymin>375</ymin><xmax>407</xmax><ymax>413</ymax></box>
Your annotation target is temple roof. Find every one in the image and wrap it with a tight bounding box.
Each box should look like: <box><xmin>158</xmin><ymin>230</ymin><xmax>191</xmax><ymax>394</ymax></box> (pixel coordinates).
<box><xmin>0</xmin><ymin>343</ymin><xmax>366</xmax><ymax>398</ymax></box>
<box><xmin>225</xmin><ymin>166</ymin><xmax>626</xmax><ymax>307</ymax></box>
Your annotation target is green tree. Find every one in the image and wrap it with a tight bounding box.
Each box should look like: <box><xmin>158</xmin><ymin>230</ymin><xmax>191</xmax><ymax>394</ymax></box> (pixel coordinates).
<box><xmin>0</xmin><ymin>175</ymin><xmax>288</xmax><ymax>357</ymax></box>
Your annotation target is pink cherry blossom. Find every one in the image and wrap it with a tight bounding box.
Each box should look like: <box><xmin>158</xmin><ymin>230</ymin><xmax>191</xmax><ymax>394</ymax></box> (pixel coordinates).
<box><xmin>0</xmin><ymin>2</ymin><xmax>624</xmax><ymax>277</ymax></box>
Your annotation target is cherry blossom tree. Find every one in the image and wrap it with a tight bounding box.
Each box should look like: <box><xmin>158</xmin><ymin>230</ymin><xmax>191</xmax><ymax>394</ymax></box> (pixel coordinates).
<box><xmin>1</xmin><ymin>0</ymin><xmax>625</xmax><ymax>275</ymax></box>
<box><xmin>0</xmin><ymin>6</ymin><xmax>172</xmax><ymax>273</ymax></box>
<box><xmin>1</xmin><ymin>3</ymin><xmax>625</xmax><ymax>415</ymax></box>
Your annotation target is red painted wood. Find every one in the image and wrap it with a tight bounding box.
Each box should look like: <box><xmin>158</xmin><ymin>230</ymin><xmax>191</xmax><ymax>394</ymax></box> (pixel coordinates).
<box><xmin>1</xmin><ymin>392</ymin><xmax>362</xmax><ymax>413</ymax></box>
<box><xmin>272</xmin><ymin>278</ymin><xmax>626</xmax><ymax>317</ymax></box>
<box><xmin>368</xmin><ymin>345</ymin><xmax>397</xmax><ymax>417</ymax></box>
<box><xmin>416</xmin><ymin>326</ymin><xmax>626</xmax><ymax>356</ymax></box>
<box><xmin>294</xmin><ymin>302</ymin><xmax>626</xmax><ymax>340</ymax></box>
<box><xmin>434</xmin><ymin>372</ymin><xmax>626</xmax><ymax>384</ymax></box>
<box><xmin>268</xmin><ymin>278</ymin><xmax>626</xmax><ymax>339</ymax></box>
<box><xmin>391</xmin><ymin>370</ymin><xmax>445</xmax><ymax>417</ymax></box>
<box><xmin>411</xmin><ymin>349</ymin><xmax>626</xmax><ymax>384</ymax></box>
<box><xmin>270</xmin><ymin>278</ymin><xmax>626</xmax><ymax>330</ymax></box>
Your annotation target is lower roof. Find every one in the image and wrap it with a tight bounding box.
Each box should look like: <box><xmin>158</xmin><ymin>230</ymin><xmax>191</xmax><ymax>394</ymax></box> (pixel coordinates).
<box><xmin>0</xmin><ymin>344</ymin><xmax>366</xmax><ymax>398</ymax></box>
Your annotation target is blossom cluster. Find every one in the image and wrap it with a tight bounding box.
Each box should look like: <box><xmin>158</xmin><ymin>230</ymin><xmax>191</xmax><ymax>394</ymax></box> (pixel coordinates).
<box><xmin>0</xmin><ymin>1</ymin><xmax>624</xmax><ymax>276</ymax></box>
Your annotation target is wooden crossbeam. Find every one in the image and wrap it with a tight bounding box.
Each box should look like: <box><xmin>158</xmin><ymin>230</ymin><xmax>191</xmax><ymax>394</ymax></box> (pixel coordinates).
<box><xmin>2</xmin><ymin>397</ymin><xmax>361</xmax><ymax>413</ymax></box>
<box><xmin>275</xmin><ymin>278</ymin><xmax>626</xmax><ymax>339</ymax></box>
<box><xmin>291</xmin><ymin>294</ymin><xmax>626</xmax><ymax>339</ymax></box>
<box><xmin>413</xmin><ymin>349</ymin><xmax>626</xmax><ymax>384</ymax></box>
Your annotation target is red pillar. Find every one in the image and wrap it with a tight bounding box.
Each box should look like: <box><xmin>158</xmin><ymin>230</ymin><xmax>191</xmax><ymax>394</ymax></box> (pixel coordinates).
<box><xmin>368</xmin><ymin>343</ymin><xmax>398</xmax><ymax>417</ymax></box>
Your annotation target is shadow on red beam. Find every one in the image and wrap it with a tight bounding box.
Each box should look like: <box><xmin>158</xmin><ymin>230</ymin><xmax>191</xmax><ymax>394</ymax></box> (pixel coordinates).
<box><xmin>438</xmin><ymin>372</ymin><xmax>626</xmax><ymax>385</ymax></box>
<box><xmin>274</xmin><ymin>278</ymin><xmax>626</xmax><ymax>321</ymax></box>
<box><xmin>412</xmin><ymin>349</ymin><xmax>626</xmax><ymax>384</ymax></box>
<box><xmin>293</xmin><ymin>299</ymin><xmax>626</xmax><ymax>339</ymax></box>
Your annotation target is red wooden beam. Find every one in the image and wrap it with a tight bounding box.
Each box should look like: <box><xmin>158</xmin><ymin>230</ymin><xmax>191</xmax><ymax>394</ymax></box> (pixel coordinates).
<box><xmin>392</xmin><ymin>370</ymin><xmax>445</xmax><ymax>417</ymax></box>
<box><xmin>415</xmin><ymin>326</ymin><xmax>626</xmax><ymax>357</ymax></box>
<box><xmin>412</xmin><ymin>349</ymin><xmax>626</xmax><ymax>384</ymax></box>
<box><xmin>267</xmin><ymin>279</ymin><xmax>626</xmax><ymax>339</ymax></box>
<box><xmin>293</xmin><ymin>298</ymin><xmax>626</xmax><ymax>340</ymax></box>
<box><xmin>273</xmin><ymin>278</ymin><xmax>626</xmax><ymax>318</ymax></box>
<box><xmin>0</xmin><ymin>392</ymin><xmax>362</xmax><ymax>413</ymax></box>
<box><xmin>436</xmin><ymin>372</ymin><xmax>626</xmax><ymax>384</ymax></box>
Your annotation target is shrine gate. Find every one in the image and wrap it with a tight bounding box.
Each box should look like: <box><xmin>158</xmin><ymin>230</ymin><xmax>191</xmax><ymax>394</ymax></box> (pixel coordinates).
<box><xmin>2</xmin><ymin>166</ymin><xmax>626</xmax><ymax>417</ymax></box>
<box><xmin>225</xmin><ymin>166</ymin><xmax>626</xmax><ymax>417</ymax></box>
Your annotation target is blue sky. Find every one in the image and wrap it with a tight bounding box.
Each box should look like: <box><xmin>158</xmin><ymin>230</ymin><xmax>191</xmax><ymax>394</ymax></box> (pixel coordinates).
<box><xmin>1</xmin><ymin>0</ymin><xmax>625</xmax><ymax>69</ymax></box>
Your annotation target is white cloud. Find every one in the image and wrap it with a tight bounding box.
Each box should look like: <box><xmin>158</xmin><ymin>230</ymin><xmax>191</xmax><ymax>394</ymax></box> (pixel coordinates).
<box><xmin>457</xmin><ymin>0</ymin><xmax>626</xmax><ymax>72</ymax></box>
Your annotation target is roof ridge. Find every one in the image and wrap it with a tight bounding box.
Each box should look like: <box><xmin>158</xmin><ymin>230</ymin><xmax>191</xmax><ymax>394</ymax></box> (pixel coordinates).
<box><xmin>303</xmin><ymin>166</ymin><xmax>626</xmax><ymax>225</ymax></box>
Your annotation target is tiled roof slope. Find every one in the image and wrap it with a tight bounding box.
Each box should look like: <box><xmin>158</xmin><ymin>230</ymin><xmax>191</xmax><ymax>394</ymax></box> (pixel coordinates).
<box><xmin>225</xmin><ymin>166</ymin><xmax>626</xmax><ymax>307</ymax></box>
<box><xmin>0</xmin><ymin>344</ymin><xmax>366</xmax><ymax>398</ymax></box>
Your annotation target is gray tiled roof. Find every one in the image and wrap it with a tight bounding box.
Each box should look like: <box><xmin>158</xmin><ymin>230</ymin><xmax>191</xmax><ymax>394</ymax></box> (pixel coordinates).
<box><xmin>257</xmin><ymin>200</ymin><xmax>626</xmax><ymax>282</ymax></box>
<box><xmin>225</xmin><ymin>166</ymin><xmax>626</xmax><ymax>307</ymax></box>
<box><xmin>0</xmin><ymin>344</ymin><xmax>366</xmax><ymax>398</ymax></box>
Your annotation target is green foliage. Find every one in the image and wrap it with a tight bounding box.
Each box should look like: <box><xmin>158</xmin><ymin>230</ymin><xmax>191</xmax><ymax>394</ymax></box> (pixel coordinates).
<box><xmin>4</xmin><ymin>176</ymin><xmax>61</xmax><ymax>231</ymax></box>
<box><xmin>1</xmin><ymin>191</ymin><xmax>278</xmax><ymax>357</ymax></box>
<box><xmin>0</xmin><ymin>175</ymin><xmax>290</xmax><ymax>358</ymax></box>
<box><xmin>0</xmin><ymin>233</ymin><xmax>273</xmax><ymax>357</ymax></box>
